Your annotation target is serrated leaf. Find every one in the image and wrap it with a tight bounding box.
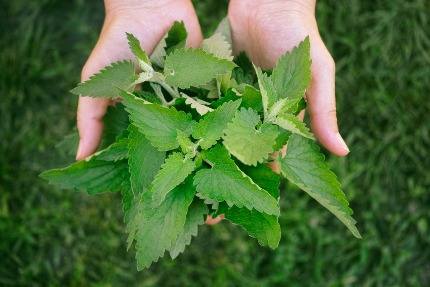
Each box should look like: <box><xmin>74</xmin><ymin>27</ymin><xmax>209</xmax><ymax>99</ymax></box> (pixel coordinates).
<box><xmin>168</xmin><ymin>199</ymin><xmax>208</xmax><ymax>259</ymax></box>
<box><xmin>193</xmin><ymin>99</ymin><xmax>241</xmax><ymax>149</ymax></box>
<box><xmin>278</xmin><ymin>134</ymin><xmax>361</xmax><ymax>238</ymax></box>
<box><xmin>40</xmin><ymin>158</ymin><xmax>128</xmax><ymax>195</ymax></box>
<box><xmin>194</xmin><ymin>145</ymin><xmax>279</xmax><ymax>216</ymax></box>
<box><xmin>70</xmin><ymin>60</ymin><xmax>136</xmax><ymax>99</ymax></box>
<box><xmin>254</xmin><ymin>65</ymin><xmax>277</xmax><ymax>119</ymax></box>
<box><xmin>222</xmin><ymin>108</ymin><xmax>278</xmax><ymax>166</ymax></box>
<box><xmin>215</xmin><ymin>164</ymin><xmax>281</xmax><ymax>248</ymax></box>
<box><xmin>201</xmin><ymin>33</ymin><xmax>233</xmax><ymax>60</ymax></box>
<box><xmin>133</xmin><ymin>177</ymin><xmax>195</xmax><ymax>270</ymax></box>
<box><xmin>272</xmin><ymin>128</ymin><xmax>291</xmax><ymax>151</ymax></box>
<box><xmin>126</xmin><ymin>33</ymin><xmax>152</xmax><ymax>72</ymax></box>
<box><xmin>241</xmin><ymin>85</ymin><xmax>263</xmax><ymax>112</ymax></box>
<box><xmin>273</xmin><ymin>114</ymin><xmax>314</xmax><ymax>140</ymax></box>
<box><xmin>214</xmin><ymin>17</ymin><xmax>232</xmax><ymax>46</ymax></box>
<box><xmin>182</xmin><ymin>94</ymin><xmax>213</xmax><ymax>115</ymax></box>
<box><xmin>128</xmin><ymin>126</ymin><xmax>165</xmax><ymax>195</ymax></box>
<box><xmin>102</xmin><ymin>105</ymin><xmax>130</xmax><ymax>145</ymax></box>
<box><xmin>120</xmin><ymin>90</ymin><xmax>195</xmax><ymax>151</ymax></box>
<box><xmin>271</xmin><ymin>37</ymin><xmax>311</xmax><ymax>100</ymax></box>
<box><xmin>151</xmin><ymin>152</ymin><xmax>196</xmax><ymax>205</ymax></box>
<box><xmin>96</xmin><ymin>137</ymin><xmax>129</xmax><ymax>161</ymax></box>
<box><xmin>150</xmin><ymin>21</ymin><xmax>188</xmax><ymax>68</ymax></box>
<box><xmin>164</xmin><ymin>48</ymin><xmax>236</xmax><ymax>89</ymax></box>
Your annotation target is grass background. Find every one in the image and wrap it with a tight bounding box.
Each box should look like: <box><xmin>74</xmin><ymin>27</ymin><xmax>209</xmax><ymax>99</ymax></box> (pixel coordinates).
<box><xmin>1</xmin><ymin>0</ymin><xmax>429</xmax><ymax>286</ymax></box>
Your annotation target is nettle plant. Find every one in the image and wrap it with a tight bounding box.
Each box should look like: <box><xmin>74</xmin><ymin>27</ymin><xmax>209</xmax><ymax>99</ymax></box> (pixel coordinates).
<box><xmin>41</xmin><ymin>20</ymin><xmax>361</xmax><ymax>270</ymax></box>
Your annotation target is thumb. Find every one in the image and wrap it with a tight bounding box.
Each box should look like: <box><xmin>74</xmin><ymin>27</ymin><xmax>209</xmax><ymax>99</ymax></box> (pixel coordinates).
<box><xmin>76</xmin><ymin>96</ymin><xmax>109</xmax><ymax>160</ymax></box>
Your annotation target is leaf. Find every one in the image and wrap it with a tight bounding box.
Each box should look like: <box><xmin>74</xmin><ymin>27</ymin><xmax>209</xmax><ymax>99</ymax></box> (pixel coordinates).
<box><xmin>102</xmin><ymin>105</ymin><xmax>130</xmax><ymax>145</ymax></box>
<box><xmin>96</xmin><ymin>137</ymin><xmax>129</xmax><ymax>161</ymax></box>
<box><xmin>182</xmin><ymin>94</ymin><xmax>213</xmax><ymax>115</ymax></box>
<box><xmin>151</xmin><ymin>152</ymin><xmax>196</xmax><ymax>205</ymax></box>
<box><xmin>40</xmin><ymin>158</ymin><xmax>129</xmax><ymax>195</ymax></box>
<box><xmin>120</xmin><ymin>90</ymin><xmax>195</xmax><ymax>151</ymax></box>
<box><xmin>132</xmin><ymin>177</ymin><xmax>195</xmax><ymax>270</ymax></box>
<box><xmin>271</xmin><ymin>37</ymin><xmax>311</xmax><ymax>101</ymax></box>
<box><xmin>150</xmin><ymin>21</ymin><xmax>188</xmax><ymax>68</ymax></box>
<box><xmin>215</xmin><ymin>164</ymin><xmax>281</xmax><ymax>248</ymax></box>
<box><xmin>201</xmin><ymin>33</ymin><xmax>233</xmax><ymax>60</ymax></box>
<box><xmin>70</xmin><ymin>60</ymin><xmax>136</xmax><ymax>99</ymax></box>
<box><xmin>168</xmin><ymin>199</ymin><xmax>208</xmax><ymax>259</ymax></box>
<box><xmin>192</xmin><ymin>99</ymin><xmax>241</xmax><ymax>149</ymax></box>
<box><xmin>273</xmin><ymin>114</ymin><xmax>314</xmax><ymax>140</ymax></box>
<box><xmin>222</xmin><ymin>108</ymin><xmax>278</xmax><ymax>166</ymax></box>
<box><xmin>128</xmin><ymin>126</ymin><xmax>165</xmax><ymax>195</ymax></box>
<box><xmin>214</xmin><ymin>17</ymin><xmax>232</xmax><ymax>46</ymax></box>
<box><xmin>241</xmin><ymin>85</ymin><xmax>263</xmax><ymax>112</ymax></box>
<box><xmin>254</xmin><ymin>65</ymin><xmax>277</xmax><ymax>119</ymax></box>
<box><xmin>278</xmin><ymin>134</ymin><xmax>361</xmax><ymax>238</ymax></box>
<box><xmin>272</xmin><ymin>128</ymin><xmax>291</xmax><ymax>151</ymax></box>
<box><xmin>194</xmin><ymin>145</ymin><xmax>279</xmax><ymax>216</ymax></box>
<box><xmin>126</xmin><ymin>33</ymin><xmax>152</xmax><ymax>71</ymax></box>
<box><xmin>164</xmin><ymin>48</ymin><xmax>236</xmax><ymax>89</ymax></box>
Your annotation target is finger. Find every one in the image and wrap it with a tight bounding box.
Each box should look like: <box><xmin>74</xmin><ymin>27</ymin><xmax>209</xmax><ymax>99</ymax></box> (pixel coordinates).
<box><xmin>205</xmin><ymin>214</ymin><xmax>224</xmax><ymax>225</ymax></box>
<box><xmin>76</xmin><ymin>96</ymin><xmax>110</xmax><ymax>160</ymax></box>
<box><xmin>307</xmin><ymin>47</ymin><xmax>350</xmax><ymax>156</ymax></box>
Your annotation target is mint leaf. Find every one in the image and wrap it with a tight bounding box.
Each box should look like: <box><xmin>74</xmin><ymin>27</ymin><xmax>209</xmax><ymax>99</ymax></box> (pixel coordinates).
<box><xmin>194</xmin><ymin>145</ymin><xmax>279</xmax><ymax>216</ymax></box>
<box><xmin>126</xmin><ymin>33</ymin><xmax>152</xmax><ymax>71</ymax></box>
<box><xmin>151</xmin><ymin>152</ymin><xmax>196</xmax><ymax>205</ymax></box>
<box><xmin>271</xmin><ymin>37</ymin><xmax>311</xmax><ymax>101</ymax></box>
<box><xmin>164</xmin><ymin>48</ymin><xmax>236</xmax><ymax>89</ymax></box>
<box><xmin>192</xmin><ymin>99</ymin><xmax>241</xmax><ymax>150</ymax></box>
<box><xmin>168</xmin><ymin>199</ymin><xmax>208</xmax><ymax>259</ymax></box>
<box><xmin>128</xmin><ymin>126</ymin><xmax>165</xmax><ymax>195</ymax></box>
<box><xmin>278</xmin><ymin>134</ymin><xmax>361</xmax><ymax>238</ymax></box>
<box><xmin>133</xmin><ymin>177</ymin><xmax>195</xmax><ymax>270</ymax></box>
<box><xmin>182</xmin><ymin>94</ymin><xmax>213</xmax><ymax>115</ymax></box>
<box><xmin>241</xmin><ymin>85</ymin><xmax>263</xmax><ymax>112</ymax></box>
<box><xmin>120</xmin><ymin>90</ymin><xmax>195</xmax><ymax>151</ymax></box>
<box><xmin>216</xmin><ymin>164</ymin><xmax>281</xmax><ymax>249</ymax></box>
<box><xmin>70</xmin><ymin>60</ymin><xmax>136</xmax><ymax>99</ymax></box>
<box><xmin>214</xmin><ymin>17</ymin><xmax>232</xmax><ymax>46</ymax></box>
<box><xmin>273</xmin><ymin>114</ymin><xmax>314</xmax><ymax>140</ymax></box>
<box><xmin>40</xmin><ymin>158</ymin><xmax>128</xmax><ymax>195</ymax></box>
<box><xmin>254</xmin><ymin>65</ymin><xmax>277</xmax><ymax>119</ymax></box>
<box><xmin>97</xmin><ymin>137</ymin><xmax>129</xmax><ymax>161</ymax></box>
<box><xmin>222</xmin><ymin>108</ymin><xmax>278</xmax><ymax>166</ymax></box>
<box><xmin>150</xmin><ymin>21</ymin><xmax>188</xmax><ymax>68</ymax></box>
<box><xmin>201</xmin><ymin>33</ymin><xmax>233</xmax><ymax>60</ymax></box>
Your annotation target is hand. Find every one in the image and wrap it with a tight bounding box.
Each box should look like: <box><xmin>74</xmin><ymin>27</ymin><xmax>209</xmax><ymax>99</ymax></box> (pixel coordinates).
<box><xmin>229</xmin><ymin>0</ymin><xmax>350</xmax><ymax>156</ymax></box>
<box><xmin>76</xmin><ymin>0</ymin><xmax>202</xmax><ymax>160</ymax></box>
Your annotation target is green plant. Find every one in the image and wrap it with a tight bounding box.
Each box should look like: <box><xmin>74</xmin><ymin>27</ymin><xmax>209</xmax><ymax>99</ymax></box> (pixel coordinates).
<box><xmin>40</xmin><ymin>19</ymin><xmax>360</xmax><ymax>270</ymax></box>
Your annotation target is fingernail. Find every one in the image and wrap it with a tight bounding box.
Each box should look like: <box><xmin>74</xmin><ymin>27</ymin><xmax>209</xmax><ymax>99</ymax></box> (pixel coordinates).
<box><xmin>76</xmin><ymin>141</ymin><xmax>83</xmax><ymax>161</ymax></box>
<box><xmin>336</xmin><ymin>133</ymin><xmax>350</xmax><ymax>153</ymax></box>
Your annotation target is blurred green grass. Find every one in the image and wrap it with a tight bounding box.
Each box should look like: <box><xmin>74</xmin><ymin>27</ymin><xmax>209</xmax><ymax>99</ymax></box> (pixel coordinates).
<box><xmin>1</xmin><ymin>0</ymin><xmax>429</xmax><ymax>286</ymax></box>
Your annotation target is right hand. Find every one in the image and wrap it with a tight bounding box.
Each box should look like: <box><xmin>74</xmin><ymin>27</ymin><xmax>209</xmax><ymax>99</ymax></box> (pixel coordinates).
<box><xmin>76</xmin><ymin>0</ymin><xmax>202</xmax><ymax>160</ymax></box>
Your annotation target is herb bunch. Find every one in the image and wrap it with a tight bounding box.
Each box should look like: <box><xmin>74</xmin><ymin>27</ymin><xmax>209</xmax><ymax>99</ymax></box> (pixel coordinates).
<box><xmin>41</xmin><ymin>19</ymin><xmax>360</xmax><ymax>270</ymax></box>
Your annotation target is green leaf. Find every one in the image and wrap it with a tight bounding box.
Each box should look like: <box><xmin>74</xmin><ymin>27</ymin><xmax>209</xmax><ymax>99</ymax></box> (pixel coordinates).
<box><xmin>254</xmin><ymin>65</ymin><xmax>277</xmax><ymax>119</ymax></box>
<box><xmin>215</xmin><ymin>164</ymin><xmax>281</xmax><ymax>248</ymax></box>
<box><xmin>128</xmin><ymin>126</ymin><xmax>165</xmax><ymax>195</ymax></box>
<box><xmin>132</xmin><ymin>177</ymin><xmax>195</xmax><ymax>270</ymax></box>
<box><xmin>40</xmin><ymin>158</ymin><xmax>128</xmax><ymax>195</ymax></box>
<box><xmin>214</xmin><ymin>17</ymin><xmax>232</xmax><ymax>47</ymax></box>
<box><xmin>192</xmin><ymin>99</ymin><xmax>241</xmax><ymax>149</ymax></box>
<box><xmin>164</xmin><ymin>48</ymin><xmax>236</xmax><ymax>89</ymax></box>
<box><xmin>272</xmin><ymin>128</ymin><xmax>291</xmax><ymax>151</ymax></box>
<box><xmin>126</xmin><ymin>33</ymin><xmax>152</xmax><ymax>71</ymax></box>
<box><xmin>70</xmin><ymin>60</ymin><xmax>136</xmax><ymax>99</ymax></box>
<box><xmin>120</xmin><ymin>90</ymin><xmax>195</xmax><ymax>151</ymax></box>
<box><xmin>273</xmin><ymin>114</ymin><xmax>314</xmax><ymax>140</ymax></box>
<box><xmin>96</xmin><ymin>137</ymin><xmax>129</xmax><ymax>161</ymax></box>
<box><xmin>241</xmin><ymin>85</ymin><xmax>263</xmax><ymax>112</ymax></box>
<box><xmin>194</xmin><ymin>145</ymin><xmax>279</xmax><ymax>216</ymax></box>
<box><xmin>150</xmin><ymin>21</ymin><xmax>188</xmax><ymax>68</ymax></box>
<box><xmin>222</xmin><ymin>108</ymin><xmax>278</xmax><ymax>166</ymax></box>
<box><xmin>102</xmin><ymin>105</ymin><xmax>130</xmax><ymax>145</ymax></box>
<box><xmin>271</xmin><ymin>37</ymin><xmax>311</xmax><ymax>100</ymax></box>
<box><xmin>168</xmin><ymin>199</ymin><xmax>208</xmax><ymax>259</ymax></box>
<box><xmin>201</xmin><ymin>33</ymin><xmax>233</xmax><ymax>60</ymax></box>
<box><xmin>182</xmin><ymin>94</ymin><xmax>213</xmax><ymax>115</ymax></box>
<box><xmin>151</xmin><ymin>152</ymin><xmax>196</xmax><ymax>205</ymax></box>
<box><xmin>278</xmin><ymin>134</ymin><xmax>361</xmax><ymax>238</ymax></box>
